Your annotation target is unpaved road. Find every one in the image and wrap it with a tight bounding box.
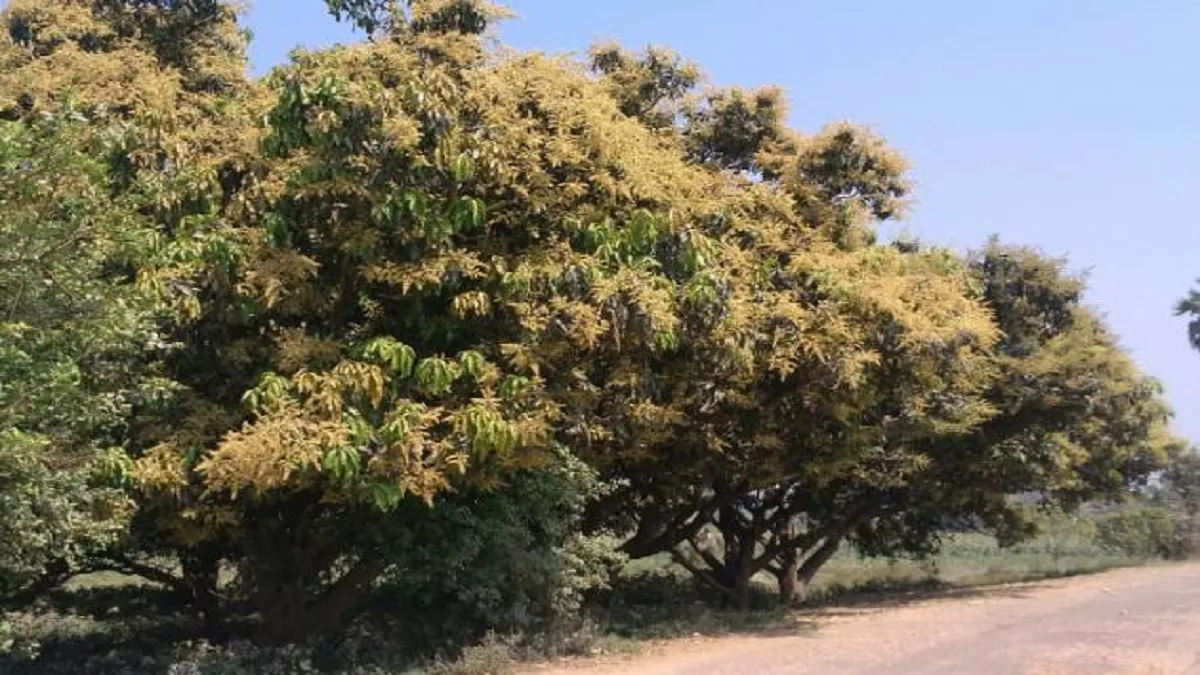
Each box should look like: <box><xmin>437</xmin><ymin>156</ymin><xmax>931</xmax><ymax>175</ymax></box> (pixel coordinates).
<box><xmin>529</xmin><ymin>563</ymin><xmax>1200</xmax><ymax>675</ymax></box>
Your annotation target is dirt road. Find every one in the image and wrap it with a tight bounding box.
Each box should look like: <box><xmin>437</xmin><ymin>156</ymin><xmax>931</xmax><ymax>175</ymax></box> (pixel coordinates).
<box><xmin>530</xmin><ymin>563</ymin><xmax>1200</xmax><ymax>675</ymax></box>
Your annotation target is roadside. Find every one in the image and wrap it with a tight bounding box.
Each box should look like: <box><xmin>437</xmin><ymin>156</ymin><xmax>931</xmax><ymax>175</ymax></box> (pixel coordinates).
<box><xmin>522</xmin><ymin>562</ymin><xmax>1200</xmax><ymax>675</ymax></box>
<box><xmin>431</xmin><ymin>529</ymin><xmax>1161</xmax><ymax>675</ymax></box>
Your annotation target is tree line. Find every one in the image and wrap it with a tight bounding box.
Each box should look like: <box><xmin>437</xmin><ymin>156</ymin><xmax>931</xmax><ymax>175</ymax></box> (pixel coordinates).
<box><xmin>0</xmin><ymin>0</ymin><xmax>1190</xmax><ymax>652</ymax></box>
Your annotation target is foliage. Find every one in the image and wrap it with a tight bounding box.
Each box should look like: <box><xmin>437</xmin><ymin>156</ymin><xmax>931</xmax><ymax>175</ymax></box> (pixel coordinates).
<box><xmin>1023</xmin><ymin>506</ymin><xmax>1098</xmax><ymax>569</ymax></box>
<box><xmin>368</xmin><ymin>448</ymin><xmax>625</xmax><ymax>655</ymax></box>
<box><xmin>8</xmin><ymin>0</ymin><xmax>743</xmax><ymax>642</ymax></box>
<box><xmin>965</xmin><ymin>241</ymin><xmax>1172</xmax><ymax>504</ymax></box>
<box><xmin>1093</xmin><ymin>505</ymin><xmax>1178</xmax><ymax>559</ymax></box>
<box><xmin>0</xmin><ymin>110</ymin><xmax>159</xmax><ymax>596</ymax></box>
<box><xmin>0</xmin><ymin>0</ymin><xmax>247</xmax><ymax>118</ymax></box>
<box><xmin>0</xmin><ymin>0</ymin><xmax>1176</xmax><ymax>655</ymax></box>
<box><xmin>1176</xmin><ymin>282</ymin><xmax>1200</xmax><ymax>352</ymax></box>
<box><xmin>1153</xmin><ymin>449</ymin><xmax>1200</xmax><ymax>557</ymax></box>
<box><xmin>0</xmin><ymin>433</ymin><xmax>127</xmax><ymax>597</ymax></box>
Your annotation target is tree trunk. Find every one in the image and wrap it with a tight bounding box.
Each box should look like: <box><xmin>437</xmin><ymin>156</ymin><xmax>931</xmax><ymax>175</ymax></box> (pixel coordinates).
<box><xmin>716</xmin><ymin>506</ymin><xmax>755</xmax><ymax>611</ymax></box>
<box><xmin>253</xmin><ymin>555</ymin><xmax>386</xmax><ymax>645</ymax></box>
<box><xmin>776</xmin><ymin>550</ymin><xmax>802</xmax><ymax>605</ymax></box>
<box><xmin>181</xmin><ymin>544</ymin><xmax>224</xmax><ymax>639</ymax></box>
<box><xmin>303</xmin><ymin>558</ymin><xmax>386</xmax><ymax>636</ymax></box>
<box><xmin>668</xmin><ymin>501</ymin><xmax>777</xmax><ymax>611</ymax></box>
<box><xmin>257</xmin><ymin>579</ymin><xmax>310</xmax><ymax>646</ymax></box>
<box><xmin>794</xmin><ymin>535</ymin><xmax>842</xmax><ymax>604</ymax></box>
<box><xmin>730</xmin><ymin>571</ymin><xmax>752</xmax><ymax>610</ymax></box>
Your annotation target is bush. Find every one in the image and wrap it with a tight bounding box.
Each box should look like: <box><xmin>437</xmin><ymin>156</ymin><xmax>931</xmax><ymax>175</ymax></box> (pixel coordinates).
<box><xmin>424</xmin><ymin>633</ymin><xmax>522</xmax><ymax>675</ymax></box>
<box><xmin>367</xmin><ymin>448</ymin><xmax>625</xmax><ymax>658</ymax></box>
<box><xmin>1159</xmin><ymin>450</ymin><xmax>1200</xmax><ymax>558</ymax></box>
<box><xmin>1094</xmin><ymin>506</ymin><xmax>1178</xmax><ymax>559</ymax></box>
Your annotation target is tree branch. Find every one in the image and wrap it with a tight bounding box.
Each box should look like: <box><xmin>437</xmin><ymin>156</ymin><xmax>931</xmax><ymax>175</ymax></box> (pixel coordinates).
<box><xmin>622</xmin><ymin>491</ymin><xmax>732</xmax><ymax>558</ymax></box>
<box><xmin>103</xmin><ymin>554</ymin><xmax>189</xmax><ymax>595</ymax></box>
<box><xmin>306</xmin><ymin>556</ymin><xmax>388</xmax><ymax>635</ymax></box>
<box><xmin>1</xmin><ymin>559</ymin><xmax>84</xmax><ymax>608</ymax></box>
<box><xmin>797</xmin><ymin>532</ymin><xmax>844</xmax><ymax>586</ymax></box>
<box><xmin>670</xmin><ymin>547</ymin><xmax>736</xmax><ymax>600</ymax></box>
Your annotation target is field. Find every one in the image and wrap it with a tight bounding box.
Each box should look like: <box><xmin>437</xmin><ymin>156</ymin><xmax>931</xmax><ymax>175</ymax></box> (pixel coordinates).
<box><xmin>804</xmin><ymin>530</ymin><xmax>1137</xmax><ymax>594</ymax></box>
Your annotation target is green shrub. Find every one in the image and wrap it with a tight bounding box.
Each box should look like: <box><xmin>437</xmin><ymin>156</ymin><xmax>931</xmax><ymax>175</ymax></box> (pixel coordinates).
<box><xmin>424</xmin><ymin>633</ymin><xmax>521</xmax><ymax>675</ymax></box>
<box><xmin>368</xmin><ymin>448</ymin><xmax>625</xmax><ymax>657</ymax></box>
<box><xmin>1094</xmin><ymin>505</ymin><xmax>1177</xmax><ymax>559</ymax></box>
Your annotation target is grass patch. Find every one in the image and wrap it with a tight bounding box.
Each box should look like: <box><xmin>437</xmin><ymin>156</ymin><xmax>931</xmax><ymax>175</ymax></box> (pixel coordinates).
<box><xmin>812</xmin><ymin>531</ymin><xmax>1140</xmax><ymax>595</ymax></box>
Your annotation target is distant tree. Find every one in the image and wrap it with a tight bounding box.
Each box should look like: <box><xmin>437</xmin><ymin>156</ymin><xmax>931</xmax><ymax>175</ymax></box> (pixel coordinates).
<box><xmin>1176</xmin><ymin>283</ymin><xmax>1200</xmax><ymax>352</ymax></box>
<box><xmin>1094</xmin><ymin>505</ymin><xmax>1177</xmax><ymax>559</ymax></box>
<box><xmin>1171</xmin><ymin>279</ymin><xmax>1200</xmax><ymax>554</ymax></box>
<box><xmin>738</xmin><ymin>243</ymin><xmax>1170</xmax><ymax>606</ymax></box>
<box><xmin>807</xmin><ymin>242</ymin><xmax>1176</xmax><ymax>600</ymax></box>
<box><xmin>1158</xmin><ymin>449</ymin><xmax>1200</xmax><ymax>556</ymax></box>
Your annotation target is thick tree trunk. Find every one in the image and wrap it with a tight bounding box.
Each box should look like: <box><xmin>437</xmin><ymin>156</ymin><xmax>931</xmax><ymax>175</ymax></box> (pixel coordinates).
<box><xmin>181</xmin><ymin>544</ymin><xmax>224</xmax><ymax>638</ymax></box>
<box><xmin>711</xmin><ymin>554</ymin><xmax>755</xmax><ymax>611</ymax></box>
<box><xmin>715</xmin><ymin>507</ymin><xmax>760</xmax><ymax>611</ymax></box>
<box><xmin>727</xmin><ymin>569</ymin><xmax>752</xmax><ymax>611</ymax></box>
<box><xmin>257</xmin><ymin>579</ymin><xmax>310</xmax><ymax>646</ymax></box>
<box><xmin>253</xmin><ymin>556</ymin><xmax>386</xmax><ymax>645</ymax></box>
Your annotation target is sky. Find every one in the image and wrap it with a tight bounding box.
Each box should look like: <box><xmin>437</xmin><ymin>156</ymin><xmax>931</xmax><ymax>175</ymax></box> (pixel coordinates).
<box><xmin>243</xmin><ymin>1</ymin><xmax>1200</xmax><ymax>440</ymax></box>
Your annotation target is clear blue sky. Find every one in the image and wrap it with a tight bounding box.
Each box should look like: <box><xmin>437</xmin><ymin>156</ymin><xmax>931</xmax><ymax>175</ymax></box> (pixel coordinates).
<box><xmin>244</xmin><ymin>1</ymin><xmax>1200</xmax><ymax>441</ymax></box>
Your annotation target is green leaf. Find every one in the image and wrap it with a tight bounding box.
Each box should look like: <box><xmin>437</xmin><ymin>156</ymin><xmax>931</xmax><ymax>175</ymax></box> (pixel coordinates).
<box><xmin>322</xmin><ymin>446</ymin><xmax>362</xmax><ymax>481</ymax></box>
<box><xmin>498</xmin><ymin>375</ymin><xmax>531</xmax><ymax>399</ymax></box>
<box><xmin>458</xmin><ymin>350</ymin><xmax>487</xmax><ymax>379</ymax></box>
<box><xmin>449</xmin><ymin>195</ymin><xmax>486</xmax><ymax>232</ymax></box>
<box><xmin>364</xmin><ymin>481</ymin><xmax>406</xmax><ymax>511</ymax></box>
<box><xmin>362</xmin><ymin>337</ymin><xmax>417</xmax><ymax>377</ymax></box>
<box><xmin>415</xmin><ymin>357</ymin><xmax>459</xmax><ymax>396</ymax></box>
<box><xmin>451</xmin><ymin>152</ymin><xmax>475</xmax><ymax>182</ymax></box>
